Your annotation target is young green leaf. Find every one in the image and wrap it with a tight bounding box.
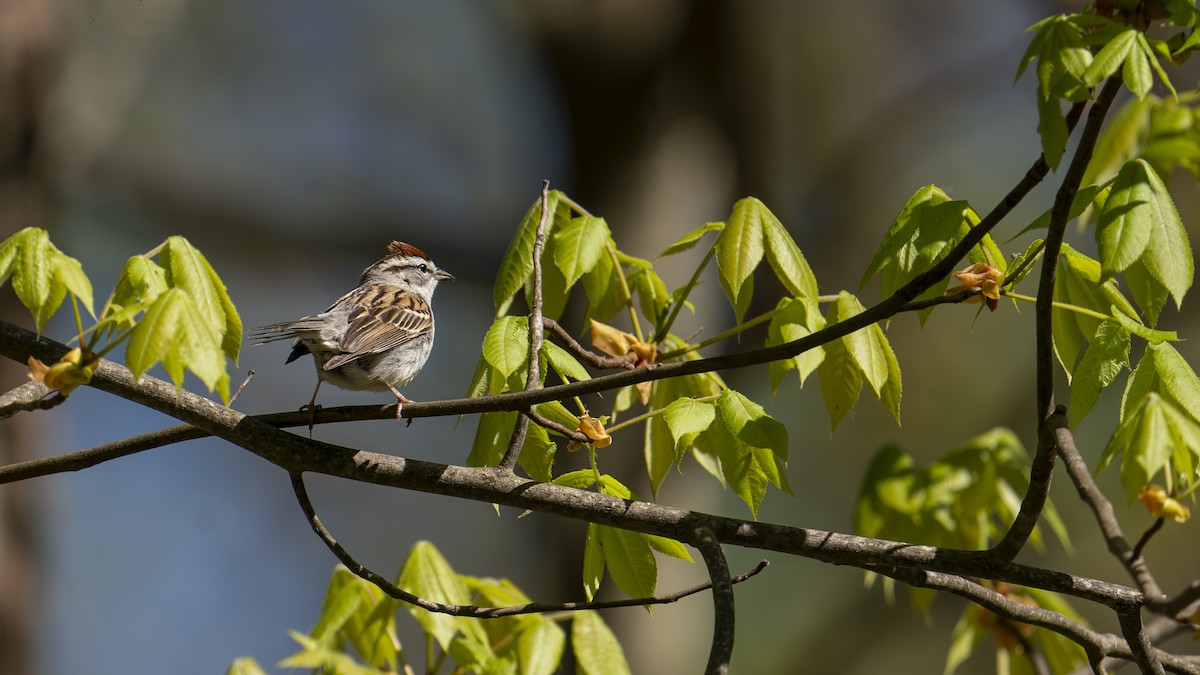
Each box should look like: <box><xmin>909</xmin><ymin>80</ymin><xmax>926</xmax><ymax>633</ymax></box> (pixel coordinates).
<box><xmin>658</xmin><ymin>221</ymin><xmax>724</xmax><ymax>258</ymax></box>
<box><xmin>581</xmin><ymin>244</ymin><xmax>627</xmax><ymax>322</ymax></box>
<box><xmin>1082</xmin><ymin>96</ymin><xmax>1152</xmax><ymax>188</ymax></box>
<box><xmin>1096</xmin><ymin>159</ymin><xmax>1155</xmax><ymax>277</ymax></box>
<box><xmin>642</xmin><ymin>533</ymin><xmax>695</xmax><ymax>563</ymax></box>
<box><xmin>517</xmin><ymin>616</ymin><xmax>566</xmax><ymax>675</ymax></box>
<box><xmin>160</xmin><ymin>237</ymin><xmax>227</xmax><ymax>340</ymax></box>
<box><xmin>717</xmin><ymin>390</ymin><xmax>789</xmax><ymax>463</ymax></box>
<box><xmin>519</xmin><ymin>423</ymin><xmax>556</xmax><ymax>483</ymax></box>
<box><xmin>125</xmin><ymin>288</ymin><xmax>229</xmax><ymax>399</ymax></box>
<box><xmin>482</xmin><ymin>315</ymin><xmax>530</xmax><ymax>379</ymax></box>
<box><xmin>495</xmin><ymin>190</ymin><xmax>563</xmax><ymax>316</ymax></box>
<box><xmin>572</xmin><ymin>611</ymin><xmax>631</xmax><ymax>675</ymax></box>
<box><xmin>1067</xmin><ymin>320</ymin><xmax>1131</xmax><ymax>427</ymax></box>
<box><xmin>1122</xmin><ymin>37</ymin><xmax>1153</xmax><ymax>99</ymax></box>
<box><xmin>817</xmin><ymin>324</ymin><xmax>864</xmax><ymax>433</ymax></box>
<box><xmin>836</xmin><ymin>294</ymin><xmax>889</xmax><ymax>396</ymax></box>
<box><xmin>542</xmin><ymin>339</ymin><xmax>590</xmax><ymax>381</ymax></box>
<box><xmin>716</xmin><ymin>198</ymin><xmax>767</xmax><ymax>322</ymax></box>
<box><xmin>766</xmin><ymin>297</ymin><xmax>826</xmax><ymax>394</ymax></box>
<box><xmin>1136</xmin><ymin>160</ymin><xmax>1193</xmax><ymax>308</ymax></box>
<box><xmin>582</xmin><ymin>523</ymin><xmax>604</xmax><ymax>602</ymax></box>
<box><xmin>596</xmin><ymin>525</ymin><xmax>657</xmax><ymax>601</ymax></box>
<box><xmin>662</xmin><ymin>397</ymin><xmax>716</xmax><ymax>461</ymax></box>
<box><xmin>467</xmin><ymin>410</ymin><xmax>518</xmax><ymax>468</ymax></box>
<box><xmin>1083</xmin><ymin>28</ymin><xmax>1137</xmax><ymax>87</ymax></box>
<box><xmin>397</xmin><ymin>541</ymin><xmax>488</xmax><ymax>649</ymax></box>
<box><xmin>1037</xmin><ymin>91</ymin><xmax>1070</xmax><ymax>170</ymax></box>
<box><xmin>760</xmin><ymin>204</ymin><xmax>818</xmax><ymax>301</ymax></box>
<box><xmin>553</xmin><ymin>215</ymin><xmax>611</xmax><ymax>288</ymax></box>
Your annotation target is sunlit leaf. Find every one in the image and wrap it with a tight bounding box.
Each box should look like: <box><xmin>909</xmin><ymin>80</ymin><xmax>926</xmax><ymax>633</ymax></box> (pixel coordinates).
<box><xmin>483</xmin><ymin>315</ymin><xmax>530</xmax><ymax>379</ymax></box>
<box><xmin>554</xmin><ymin>215</ymin><xmax>611</xmax><ymax>288</ymax></box>
<box><xmin>397</xmin><ymin>541</ymin><xmax>488</xmax><ymax>649</ymax></box>
<box><xmin>716</xmin><ymin>198</ymin><xmax>767</xmax><ymax>322</ymax></box>
<box><xmin>572</xmin><ymin>611</ymin><xmax>631</xmax><ymax>675</ymax></box>
<box><xmin>1067</xmin><ymin>320</ymin><xmax>1130</xmax><ymax>427</ymax></box>
<box><xmin>658</xmin><ymin>221</ymin><xmax>723</xmax><ymax>258</ymax></box>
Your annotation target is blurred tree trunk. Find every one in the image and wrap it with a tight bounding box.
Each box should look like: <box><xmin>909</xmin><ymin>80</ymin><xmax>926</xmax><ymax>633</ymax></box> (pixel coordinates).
<box><xmin>0</xmin><ymin>0</ymin><xmax>56</xmax><ymax>672</ymax></box>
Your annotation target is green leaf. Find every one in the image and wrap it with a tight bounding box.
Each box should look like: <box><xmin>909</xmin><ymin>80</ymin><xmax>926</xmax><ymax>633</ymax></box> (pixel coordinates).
<box><xmin>518</xmin><ymin>423</ymin><xmax>556</xmax><ymax>483</ymax></box>
<box><xmin>554</xmin><ymin>215</ymin><xmax>610</xmax><ymax>288</ymax></box>
<box><xmin>1084</xmin><ymin>28</ymin><xmax>1138</xmax><ymax>86</ymax></box>
<box><xmin>1134</xmin><ymin>160</ymin><xmax>1193</xmax><ymax>308</ymax></box>
<box><xmin>645</xmin><ymin>378</ymin><xmax>679</xmax><ymax>496</ymax></box>
<box><xmin>1122</xmin><ymin>38</ymin><xmax>1153</xmax><ymax>98</ymax></box>
<box><xmin>878</xmin><ymin>325</ymin><xmax>903</xmax><ymax>424</ymax></box>
<box><xmin>1068</xmin><ymin>320</ymin><xmax>1131</xmax><ymax>427</ymax></box>
<box><xmin>643</xmin><ymin>533</ymin><xmax>694</xmax><ymax>562</ymax></box>
<box><xmin>113</xmin><ymin>256</ymin><xmax>168</xmax><ymax>310</ymax></box>
<box><xmin>760</xmin><ymin>204</ymin><xmax>818</xmax><ymax>301</ymax></box>
<box><xmin>572</xmin><ymin>611</ymin><xmax>631</xmax><ymax>675</ymax></box>
<box><xmin>716</xmin><ymin>198</ymin><xmax>767</xmax><ymax>322</ymax></box>
<box><xmin>225</xmin><ymin>657</ymin><xmax>268</xmax><ymax>675</ymax></box>
<box><xmin>1150</xmin><ymin>342</ymin><xmax>1200</xmax><ymax>427</ymax></box>
<box><xmin>662</xmin><ymin>397</ymin><xmax>716</xmax><ymax>460</ymax></box>
<box><xmin>597</xmin><ymin>525</ymin><xmax>657</xmax><ymax>600</ymax></box>
<box><xmin>860</xmin><ymin>185</ymin><xmax>951</xmax><ymax>291</ymax></box>
<box><xmin>495</xmin><ymin>190</ymin><xmax>562</xmax><ymax>316</ymax></box>
<box><xmin>582</xmin><ymin>523</ymin><xmax>604</xmax><ymax>601</ymax></box>
<box><xmin>1083</xmin><ymin>97</ymin><xmax>1153</xmax><ymax>188</ymax></box>
<box><xmin>1096</xmin><ymin>159</ymin><xmax>1155</xmax><ymax>277</ymax></box>
<box><xmin>52</xmin><ymin>254</ymin><xmax>94</xmax><ymax>318</ymax></box>
<box><xmin>483</xmin><ymin>315</ymin><xmax>530</xmax><ymax>379</ymax></box>
<box><xmin>542</xmin><ymin>339</ymin><xmax>590</xmax><ymax>381</ymax></box>
<box><xmin>397</xmin><ymin>541</ymin><xmax>488</xmax><ymax>649</ymax></box>
<box><xmin>717</xmin><ymin>390</ymin><xmax>789</xmax><ymax>462</ymax></box>
<box><xmin>517</xmin><ymin>616</ymin><xmax>566</xmax><ymax>675</ymax></box>
<box><xmin>837</xmin><ymin>293</ymin><xmax>888</xmax><ymax>396</ymax></box>
<box><xmin>468</xmin><ymin>411</ymin><xmax>518</xmax><ymax>468</ymax></box>
<box><xmin>943</xmin><ymin>608</ymin><xmax>987</xmax><ymax>675</ymax></box>
<box><xmin>629</xmin><ymin>266</ymin><xmax>670</xmax><ymax>327</ymax></box>
<box><xmin>766</xmin><ymin>297</ymin><xmax>826</xmax><ymax>394</ymax></box>
<box><xmin>1037</xmin><ymin>91</ymin><xmax>1069</xmax><ymax>170</ymax></box>
<box><xmin>125</xmin><ymin>288</ymin><xmax>227</xmax><ymax>398</ymax></box>
<box><xmin>658</xmin><ymin>221</ymin><xmax>723</xmax><ymax>258</ymax></box>
<box><xmin>817</xmin><ymin>319</ymin><xmax>863</xmax><ymax>433</ymax></box>
<box><xmin>160</xmin><ymin>237</ymin><xmax>226</xmax><ymax>340</ymax></box>
<box><xmin>1125</xmin><ymin>257</ymin><xmax>1170</xmax><ymax>326</ymax></box>
<box><xmin>582</xmin><ymin>244</ymin><xmax>626</xmax><ymax>322</ymax></box>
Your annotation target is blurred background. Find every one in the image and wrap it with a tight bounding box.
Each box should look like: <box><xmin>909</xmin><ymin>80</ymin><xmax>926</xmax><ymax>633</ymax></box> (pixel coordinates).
<box><xmin>1</xmin><ymin>0</ymin><xmax>1198</xmax><ymax>673</ymax></box>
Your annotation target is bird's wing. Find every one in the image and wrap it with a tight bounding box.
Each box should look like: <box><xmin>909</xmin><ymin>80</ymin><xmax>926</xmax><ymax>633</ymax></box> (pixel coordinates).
<box><xmin>322</xmin><ymin>285</ymin><xmax>432</xmax><ymax>371</ymax></box>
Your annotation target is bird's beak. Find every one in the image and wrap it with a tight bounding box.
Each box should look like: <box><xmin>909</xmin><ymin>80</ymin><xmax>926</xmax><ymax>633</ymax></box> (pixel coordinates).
<box><xmin>436</xmin><ymin>269</ymin><xmax>454</xmax><ymax>282</ymax></box>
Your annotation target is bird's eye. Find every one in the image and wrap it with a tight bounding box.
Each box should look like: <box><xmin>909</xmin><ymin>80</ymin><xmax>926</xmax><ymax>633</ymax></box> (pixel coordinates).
<box><xmin>418</xmin><ymin>264</ymin><xmax>430</xmax><ymax>274</ymax></box>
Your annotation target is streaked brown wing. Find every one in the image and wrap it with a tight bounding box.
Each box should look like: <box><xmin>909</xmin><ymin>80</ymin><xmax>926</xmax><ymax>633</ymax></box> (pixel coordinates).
<box><xmin>323</xmin><ymin>285</ymin><xmax>431</xmax><ymax>370</ymax></box>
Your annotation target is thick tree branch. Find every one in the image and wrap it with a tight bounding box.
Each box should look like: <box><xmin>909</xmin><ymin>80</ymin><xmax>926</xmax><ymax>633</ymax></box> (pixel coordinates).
<box><xmin>0</xmin><ymin>380</ymin><xmax>63</xmax><ymax>418</ymax></box>
<box><xmin>0</xmin><ymin>325</ymin><xmax>1148</xmax><ymax>615</ymax></box>
<box><xmin>1119</xmin><ymin>607</ymin><xmax>1166</xmax><ymax>675</ymax></box>
<box><xmin>290</xmin><ymin>469</ymin><xmax>768</xmax><ymax>617</ymax></box>
<box><xmin>991</xmin><ymin>77</ymin><xmax>1123</xmax><ymax>563</ymax></box>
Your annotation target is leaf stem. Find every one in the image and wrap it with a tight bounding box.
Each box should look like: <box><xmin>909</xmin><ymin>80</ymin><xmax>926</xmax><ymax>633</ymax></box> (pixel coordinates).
<box><xmin>659</xmin><ymin>307</ymin><xmax>782</xmax><ymax>360</ymax></box>
<box><xmin>1004</xmin><ymin>291</ymin><xmax>1110</xmax><ymax>321</ymax></box>
<box><xmin>605</xmin><ymin>394</ymin><xmax>721</xmax><ymax>435</ymax></box>
<box><xmin>653</xmin><ymin>242</ymin><xmax>717</xmax><ymax>344</ymax></box>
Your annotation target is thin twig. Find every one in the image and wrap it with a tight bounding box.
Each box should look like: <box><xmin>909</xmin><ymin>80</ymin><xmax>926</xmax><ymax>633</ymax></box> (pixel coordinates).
<box><xmin>500</xmin><ymin>180</ymin><xmax>551</xmax><ymax>471</ymax></box>
<box><xmin>694</xmin><ymin>527</ymin><xmax>734</xmax><ymax>675</ymax></box>
<box><xmin>290</xmin><ymin>470</ymin><xmax>767</xmax><ymax>617</ymax></box>
<box><xmin>523</xmin><ymin>407</ymin><xmax>588</xmax><ymax>443</ymax></box>
<box><xmin>991</xmin><ymin>77</ymin><xmax>1122</xmax><ymax>564</ymax></box>
<box><xmin>1056</xmin><ymin>421</ymin><xmax>1168</xmax><ymax>606</ymax></box>
<box><xmin>1132</xmin><ymin>519</ymin><xmax>1166</xmax><ymax>562</ymax></box>
<box><xmin>542</xmin><ymin>318</ymin><xmax>634</xmax><ymax>370</ymax></box>
<box><xmin>1118</xmin><ymin>607</ymin><xmax>1166</xmax><ymax>675</ymax></box>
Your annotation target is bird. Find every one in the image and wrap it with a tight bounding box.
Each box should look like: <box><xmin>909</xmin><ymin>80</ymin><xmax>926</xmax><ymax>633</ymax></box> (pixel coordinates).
<box><xmin>248</xmin><ymin>241</ymin><xmax>452</xmax><ymax>430</ymax></box>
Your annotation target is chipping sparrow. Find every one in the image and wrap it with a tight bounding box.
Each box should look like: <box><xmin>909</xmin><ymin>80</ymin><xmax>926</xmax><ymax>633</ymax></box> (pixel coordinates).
<box><xmin>249</xmin><ymin>241</ymin><xmax>452</xmax><ymax>427</ymax></box>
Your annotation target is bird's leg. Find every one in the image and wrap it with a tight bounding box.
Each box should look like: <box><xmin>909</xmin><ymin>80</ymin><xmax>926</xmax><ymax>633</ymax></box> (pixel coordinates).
<box><xmin>388</xmin><ymin>385</ymin><xmax>413</xmax><ymax>427</ymax></box>
<box><xmin>301</xmin><ymin>379</ymin><xmax>323</xmax><ymax>436</ymax></box>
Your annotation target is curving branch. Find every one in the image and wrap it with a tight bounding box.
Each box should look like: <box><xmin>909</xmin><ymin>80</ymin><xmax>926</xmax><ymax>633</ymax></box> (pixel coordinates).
<box><xmin>1056</xmin><ymin>421</ymin><xmax>1169</xmax><ymax>607</ymax></box>
<box><xmin>693</xmin><ymin>527</ymin><xmax>734</xmax><ymax>675</ymax></box>
<box><xmin>290</xmin><ymin>469</ymin><xmax>768</xmax><ymax>617</ymax></box>
<box><xmin>990</xmin><ymin>76</ymin><xmax>1123</xmax><ymax>564</ymax></box>
<box><xmin>0</xmin><ymin>380</ymin><xmax>63</xmax><ymax>418</ymax></box>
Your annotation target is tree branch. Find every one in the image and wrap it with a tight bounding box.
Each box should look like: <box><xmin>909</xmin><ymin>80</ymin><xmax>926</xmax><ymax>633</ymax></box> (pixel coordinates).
<box><xmin>0</xmin><ymin>325</ymin><xmax>1149</xmax><ymax>615</ymax></box>
<box><xmin>290</xmin><ymin>469</ymin><xmax>768</xmax><ymax>617</ymax></box>
<box><xmin>879</xmin><ymin>565</ymin><xmax>1199</xmax><ymax>674</ymax></box>
<box><xmin>694</xmin><ymin>527</ymin><xmax>734</xmax><ymax>675</ymax></box>
<box><xmin>543</xmin><ymin>318</ymin><xmax>634</xmax><ymax>370</ymax></box>
<box><xmin>991</xmin><ymin>77</ymin><xmax>1123</xmax><ymax>563</ymax></box>
<box><xmin>1056</xmin><ymin>419</ymin><xmax>1169</xmax><ymax>609</ymax></box>
<box><xmin>0</xmin><ymin>380</ymin><xmax>63</xmax><ymax>418</ymax></box>
<box><xmin>500</xmin><ymin>180</ymin><xmax>551</xmax><ymax>471</ymax></box>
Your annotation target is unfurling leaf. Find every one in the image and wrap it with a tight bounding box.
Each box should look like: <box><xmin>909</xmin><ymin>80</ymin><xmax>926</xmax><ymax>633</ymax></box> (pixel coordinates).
<box><xmin>27</xmin><ymin>348</ymin><xmax>94</xmax><ymax>396</ymax></box>
<box><xmin>1138</xmin><ymin>484</ymin><xmax>1191</xmax><ymax>522</ymax></box>
<box><xmin>577</xmin><ymin>414</ymin><xmax>612</xmax><ymax>448</ymax></box>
